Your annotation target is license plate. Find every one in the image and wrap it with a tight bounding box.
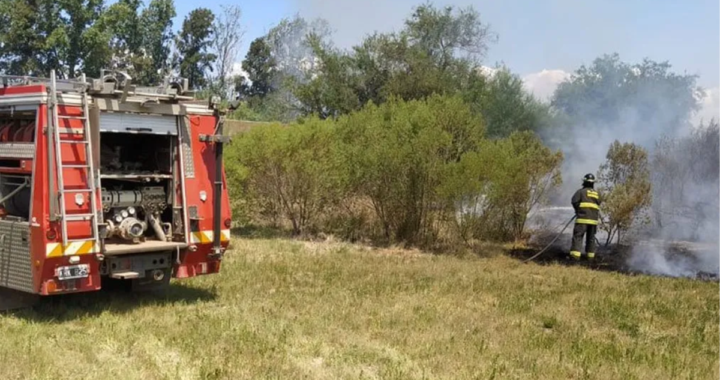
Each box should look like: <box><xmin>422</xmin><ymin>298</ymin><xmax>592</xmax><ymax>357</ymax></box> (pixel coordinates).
<box><xmin>56</xmin><ymin>264</ymin><xmax>89</xmax><ymax>280</ymax></box>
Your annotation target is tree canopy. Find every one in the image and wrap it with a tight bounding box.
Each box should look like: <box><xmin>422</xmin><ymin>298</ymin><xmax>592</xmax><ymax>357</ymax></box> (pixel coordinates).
<box><xmin>0</xmin><ymin>0</ymin><xmax>241</xmax><ymax>91</ymax></box>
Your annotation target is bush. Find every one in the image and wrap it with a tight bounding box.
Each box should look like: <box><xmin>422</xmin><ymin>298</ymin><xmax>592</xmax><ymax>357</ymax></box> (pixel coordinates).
<box><xmin>335</xmin><ymin>94</ymin><xmax>486</xmax><ymax>246</ymax></box>
<box><xmin>597</xmin><ymin>140</ymin><xmax>652</xmax><ymax>246</ymax></box>
<box><xmin>224</xmin><ymin>137</ymin><xmax>251</xmax><ymax>227</ymax></box>
<box><xmin>227</xmin><ymin>118</ymin><xmax>344</xmax><ymax>235</ymax></box>
<box><xmin>651</xmin><ymin>120</ymin><xmax>719</xmax><ymax>241</ymax></box>
<box><xmin>443</xmin><ymin>131</ymin><xmax>563</xmax><ymax>242</ymax></box>
<box><xmin>226</xmin><ymin>94</ymin><xmax>565</xmax><ymax>250</ymax></box>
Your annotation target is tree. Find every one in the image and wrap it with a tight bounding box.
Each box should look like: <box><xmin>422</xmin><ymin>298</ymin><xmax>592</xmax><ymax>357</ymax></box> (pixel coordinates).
<box><xmin>211</xmin><ymin>4</ymin><xmax>244</xmax><ymax>98</ymax></box>
<box><xmin>291</xmin><ymin>36</ymin><xmax>360</xmax><ymax>119</ymax></box>
<box><xmin>138</xmin><ymin>0</ymin><xmax>176</xmax><ymax>85</ymax></box>
<box><xmin>285</xmin><ymin>3</ymin><xmax>501</xmax><ymax>121</ymax></box>
<box><xmin>597</xmin><ymin>141</ymin><xmax>652</xmax><ymax>246</ymax></box>
<box><xmin>0</xmin><ymin>0</ymin><xmax>114</xmax><ymax>78</ymax></box>
<box><xmin>176</xmin><ymin>8</ymin><xmax>216</xmax><ymax>89</ymax></box>
<box><xmin>404</xmin><ymin>3</ymin><xmax>497</xmax><ymax>68</ymax></box>
<box><xmin>551</xmin><ymin>53</ymin><xmax>702</xmax><ymax>147</ymax></box>
<box><xmin>546</xmin><ymin>53</ymin><xmax>702</xmax><ymax>206</ymax></box>
<box><xmin>464</xmin><ymin>67</ymin><xmax>552</xmax><ymax>138</ymax></box>
<box><xmin>239</xmin><ymin>37</ymin><xmax>278</xmax><ymax>99</ymax></box>
<box><xmin>57</xmin><ymin>0</ymin><xmax>110</xmax><ymax>78</ymax></box>
<box><xmin>265</xmin><ymin>15</ymin><xmax>331</xmax><ymax>83</ymax></box>
<box><xmin>100</xmin><ymin>0</ymin><xmax>144</xmax><ymax>73</ymax></box>
<box><xmin>101</xmin><ymin>0</ymin><xmax>145</xmax><ymax>74</ymax></box>
<box><xmin>0</xmin><ymin>0</ymin><xmax>64</xmax><ymax>76</ymax></box>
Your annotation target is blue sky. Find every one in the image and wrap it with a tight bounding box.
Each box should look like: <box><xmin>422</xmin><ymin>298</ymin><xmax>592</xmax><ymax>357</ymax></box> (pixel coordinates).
<box><xmin>163</xmin><ymin>0</ymin><xmax>718</xmax><ymax>120</ymax></box>
<box><xmin>167</xmin><ymin>0</ymin><xmax>718</xmax><ymax>87</ymax></box>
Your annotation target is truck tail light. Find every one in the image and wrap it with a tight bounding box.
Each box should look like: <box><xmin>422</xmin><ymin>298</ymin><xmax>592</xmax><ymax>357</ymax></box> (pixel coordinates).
<box><xmin>45</xmin><ymin>279</ymin><xmax>58</xmax><ymax>293</ymax></box>
<box><xmin>46</xmin><ymin>230</ymin><xmax>56</xmax><ymax>240</ymax></box>
<box><xmin>224</xmin><ymin>218</ymin><xmax>231</xmax><ymax>228</ymax></box>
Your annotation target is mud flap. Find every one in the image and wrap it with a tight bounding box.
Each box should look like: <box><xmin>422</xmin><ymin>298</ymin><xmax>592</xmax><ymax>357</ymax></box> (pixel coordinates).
<box><xmin>0</xmin><ymin>286</ymin><xmax>38</xmax><ymax>311</ymax></box>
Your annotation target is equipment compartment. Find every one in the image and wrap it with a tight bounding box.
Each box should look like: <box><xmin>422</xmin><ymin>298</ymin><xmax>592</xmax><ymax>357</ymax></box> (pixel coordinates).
<box><xmin>99</xmin><ymin>132</ymin><xmax>172</xmax><ymax>176</ymax></box>
<box><xmin>98</xmin><ymin>130</ymin><xmax>179</xmax><ymax>250</ymax></box>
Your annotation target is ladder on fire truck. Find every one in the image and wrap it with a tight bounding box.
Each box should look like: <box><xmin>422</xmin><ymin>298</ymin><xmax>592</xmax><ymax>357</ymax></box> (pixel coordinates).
<box><xmin>48</xmin><ymin>70</ymin><xmax>101</xmax><ymax>247</ymax></box>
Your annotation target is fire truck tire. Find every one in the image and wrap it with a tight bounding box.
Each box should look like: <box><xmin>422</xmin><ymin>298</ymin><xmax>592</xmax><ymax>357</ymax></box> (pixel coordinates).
<box><xmin>0</xmin><ymin>286</ymin><xmax>38</xmax><ymax>312</ymax></box>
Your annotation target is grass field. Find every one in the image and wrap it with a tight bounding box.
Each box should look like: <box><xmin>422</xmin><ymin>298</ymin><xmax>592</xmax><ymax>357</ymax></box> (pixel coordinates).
<box><xmin>1</xmin><ymin>236</ymin><xmax>718</xmax><ymax>380</ymax></box>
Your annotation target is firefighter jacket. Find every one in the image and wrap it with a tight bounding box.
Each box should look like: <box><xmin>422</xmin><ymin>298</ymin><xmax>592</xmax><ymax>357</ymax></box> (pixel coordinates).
<box><xmin>571</xmin><ymin>187</ymin><xmax>601</xmax><ymax>225</ymax></box>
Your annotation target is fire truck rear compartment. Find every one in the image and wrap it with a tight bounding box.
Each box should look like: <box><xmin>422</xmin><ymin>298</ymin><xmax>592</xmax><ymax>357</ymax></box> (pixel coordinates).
<box><xmin>98</xmin><ymin>131</ymin><xmax>185</xmax><ymax>255</ymax></box>
<box><xmin>0</xmin><ymin>108</ymin><xmax>36</xmax><ymax>219</ymax></box>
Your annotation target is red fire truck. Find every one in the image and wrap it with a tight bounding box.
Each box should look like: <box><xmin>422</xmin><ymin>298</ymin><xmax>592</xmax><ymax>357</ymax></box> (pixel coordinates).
<box><xmin>0</xmin><ymin>70</ymin><xmax>232</xmax><ymax>310</ymax></box>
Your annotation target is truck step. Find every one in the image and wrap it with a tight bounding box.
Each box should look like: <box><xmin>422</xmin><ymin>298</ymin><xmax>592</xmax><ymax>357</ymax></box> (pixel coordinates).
<box><xmin>59</xmin><ymin>140</ymin><xmax>89</xmax><ymax>144</ymax></box>
<box><xmin>58</xmin><ymin>115</ymin><xmax>87</xmax><ymax>120</ymax></box>
<box><xmin>110</xmin><ymin>271</ymin><xmax>140</xmax><ymax>280</ymax></box>
<box><xmin>64</xmin><ymin>238</ymin><xmax>97</xmax><ymax>243</ymax></box>
<box><xmin>60</xmin><ymin>188</ymin><xmax>93</xmax><ymax>193</ymax></box>
<box><xmin>64</xmin><ymin>214</ymin><xmax>95</xmax><ymax>221</ymax></box>
<box><xmin>61</xmin><ymin>164</ymin><xmax>90</xmax><ymax>169</ymax></box>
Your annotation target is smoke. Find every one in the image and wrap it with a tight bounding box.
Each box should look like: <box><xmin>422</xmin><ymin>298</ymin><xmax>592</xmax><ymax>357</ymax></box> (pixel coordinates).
<box><xmin>541</xmin><ymin>56</ymin><xmax>719</xmax><ymax>278</ymax></box>
<box><xmin>629</xmin><ymin>121</ymin><xmax>720</xmax><ymax>277</ymax></box>
<box><xmin>267</xmin><ymin>2</ymin><xmax>720</xmax><ymax>277</ymax></box>
<box><xmin>627</xmin><ymin>241</ymin><xmax>719</xmax><ymax>279</ymax></box>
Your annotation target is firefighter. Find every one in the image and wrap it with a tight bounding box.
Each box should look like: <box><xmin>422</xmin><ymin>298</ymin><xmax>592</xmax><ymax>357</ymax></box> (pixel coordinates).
<box><xmin>569</xmin><ymin>173</ymin><xmax>601</xmax><ymax>260</ymax></box>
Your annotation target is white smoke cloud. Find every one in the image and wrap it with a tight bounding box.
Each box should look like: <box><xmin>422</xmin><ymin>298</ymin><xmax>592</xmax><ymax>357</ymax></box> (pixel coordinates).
<box><xmin>520</xmin><ymin>69</ymin><xmax>719</xmax><ymax>127</ymax></box>
<box><xmin>478</xmin><ymin>65</ymin><xmax>498</xmax><ymax>78</ymax></box>
<box><xmin>693</xmin><ymin>86</ymin><xmax>720</xmax><ymax>125</ymax></box>
<box><xmin>231</xmin><ymin>62</ymin><xmax>248</xmax><ymax>78</ymax></box>
<box><xmin>522</xmin><ymin>69</ymin><xmax>571</xmax><ymax>101</ymax></box>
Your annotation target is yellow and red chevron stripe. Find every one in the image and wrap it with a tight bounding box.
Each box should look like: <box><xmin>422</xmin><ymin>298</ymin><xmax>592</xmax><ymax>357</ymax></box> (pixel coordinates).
<box><xmin>190</xmin><ymin>229</ymin><xmax>231</xmax><ymax>244</ymax></box>
<box><xmin>46</xmin><ymin>240</ymin><xmax>99</xmax><ymax>258</ymax></box>
<box><xmin>46</xmin><ymin>230</ymin><xmax>231</xmax><ymax>257</ymax></box>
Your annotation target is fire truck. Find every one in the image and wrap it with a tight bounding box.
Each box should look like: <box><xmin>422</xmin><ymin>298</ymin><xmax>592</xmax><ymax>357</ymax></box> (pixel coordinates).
<box><xmin>0</xmin><ymin>69</ymin><xmax>232</xmax><ymax>310</ymax></box>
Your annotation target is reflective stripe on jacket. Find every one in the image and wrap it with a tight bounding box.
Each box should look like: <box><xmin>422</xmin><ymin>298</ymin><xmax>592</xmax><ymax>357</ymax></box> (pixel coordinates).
<box><xmin>571</xmin><ymin>187</ymin><xmax>601</xmax><ymax>224</ymax></box>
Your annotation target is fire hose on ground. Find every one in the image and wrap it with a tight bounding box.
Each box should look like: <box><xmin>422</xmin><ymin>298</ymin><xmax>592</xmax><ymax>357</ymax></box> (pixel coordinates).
<box><xmin>523</xmin><ymin>215</ymin><xmax>576</xmax><ymax>263</ymax></box>
<box><xmin>524</xmin><ymin>213</ymin><xmax>607</xmax><ymax>263</ymax></box>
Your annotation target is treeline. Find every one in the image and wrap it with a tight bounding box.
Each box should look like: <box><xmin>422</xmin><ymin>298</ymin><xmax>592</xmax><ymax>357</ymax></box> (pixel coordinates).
<box><xmin>0</xmin><ymin>0</ymin><xmax>242</xmax><ymax>96</ymax></box>
<box><xmin>227</xmin><ymin>94</ymin><xmax>563</xmax><ymax>249</ymax></box>
<box><xmin>233</xmin><ymin>4</ymin><xmax>550</xmax><ymax>137</ymax></box>
<box><xmin>3</xmin><ymin>1</ymin><xmax>712</xmax><ymax>248</ymax></box>
<box><xmin>226</xmin><ymin>4</ymin><xmax>565</xmax><ymax>249</ymax></box>
<box><xmin>224</xmin><ymin>3</ymin><xmax>717</xmax><ymax>250</ymax></box>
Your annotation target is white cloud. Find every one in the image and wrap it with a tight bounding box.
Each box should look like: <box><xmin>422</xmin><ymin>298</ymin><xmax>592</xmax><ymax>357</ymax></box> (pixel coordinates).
<box><xmin>521</xmin><ymin>69</ymin><xmax>570</xmax><ymax>101</ymax></box>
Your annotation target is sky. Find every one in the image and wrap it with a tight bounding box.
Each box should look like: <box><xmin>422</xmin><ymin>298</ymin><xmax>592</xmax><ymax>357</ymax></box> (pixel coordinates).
<box><xmin>166</xmin><ymin>0</ymin><xmax>719</xmax><ymax>122</ymax></box>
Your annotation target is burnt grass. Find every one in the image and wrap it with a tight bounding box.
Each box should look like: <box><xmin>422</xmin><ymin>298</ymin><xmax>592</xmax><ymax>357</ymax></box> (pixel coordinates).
<box><xmin>508</xmin><ymin>231</ymin><xmax>719</xmax><ymax>282</ymax></box>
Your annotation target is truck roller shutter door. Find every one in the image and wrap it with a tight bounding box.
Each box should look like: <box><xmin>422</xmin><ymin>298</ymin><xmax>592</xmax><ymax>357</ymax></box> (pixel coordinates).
<box><xmin>99</xmin><ymin>113</ymin><xmax>178</xmax><ymax>135</ymax></box>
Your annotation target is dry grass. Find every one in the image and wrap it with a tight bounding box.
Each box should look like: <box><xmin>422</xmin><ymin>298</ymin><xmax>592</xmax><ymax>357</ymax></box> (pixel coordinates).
<box><xmin>0</xmin><ymin>237</ymin><xmax>717</xmax><ymax>380</ymax></box>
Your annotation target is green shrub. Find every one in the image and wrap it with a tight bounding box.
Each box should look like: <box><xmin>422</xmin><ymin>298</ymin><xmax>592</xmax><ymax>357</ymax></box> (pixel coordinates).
<box><xmin>597</xmin><ymin>141</ymin><xmax>652</xmax><ymax>246</ymax></box>
<box><xmin>443</xmin><ymin>131</ymin><xmax>563</xmax><ymax>242</ymax></box>
<box><xmin>227</xmin><ymin>94</ymin><xmax>564</xmax><ymax>249</ymax></box>
<box><xmin>227</xmin><ymin>118</ymin><xmax>344</xmax><ymax>235</ymax></box>
<box><xmin>224</xmin><ymin>137</ymin><xmax>251</xmax><ymax>227</ymax></box>
<box><xmin>335</xmin><ymin>94</ymin><xmax>485</xmax><ymax>245</ymax></box>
